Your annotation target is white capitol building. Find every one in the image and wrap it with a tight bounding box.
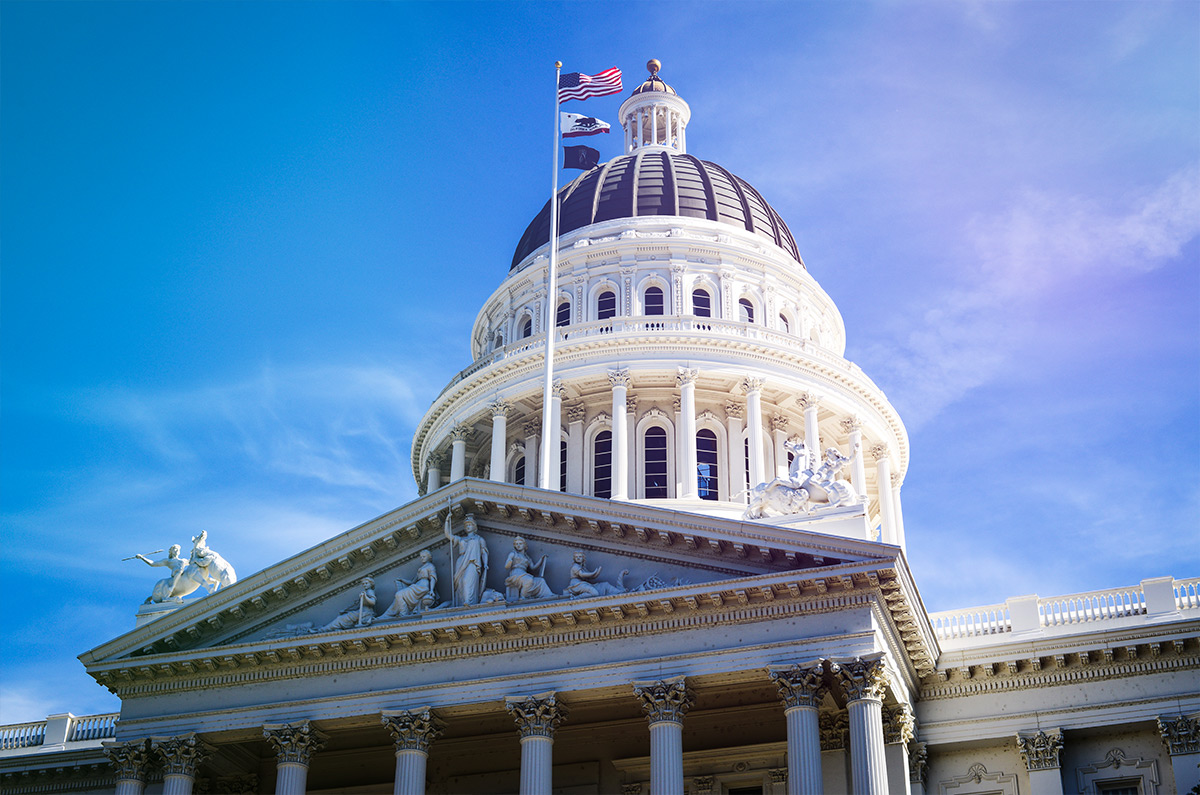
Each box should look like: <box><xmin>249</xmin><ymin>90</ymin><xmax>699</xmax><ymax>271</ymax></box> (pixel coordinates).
<box><xmin>1</xmin><ymin>63</ymin><xmax>1196</xmax><ymax>795</ymax></box>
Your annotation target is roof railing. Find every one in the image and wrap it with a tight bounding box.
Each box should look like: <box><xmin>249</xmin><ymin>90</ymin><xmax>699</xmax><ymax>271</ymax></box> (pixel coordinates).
<box><xmin>0</xmin><ymin>712</ymin><xmax>118</xmax><ymax>751</ymax></box>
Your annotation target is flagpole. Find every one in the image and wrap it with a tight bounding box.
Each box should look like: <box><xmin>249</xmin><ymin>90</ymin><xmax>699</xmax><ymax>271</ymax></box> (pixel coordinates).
<box><xmin>538</xmin><ymin>61</ymin><xmax>562</xmax><ymax>490</ymax></box>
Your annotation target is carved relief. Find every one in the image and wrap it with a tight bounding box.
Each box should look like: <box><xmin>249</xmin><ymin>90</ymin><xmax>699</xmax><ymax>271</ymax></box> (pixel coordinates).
<box><xmin>767</xmin><ymin>661</ymin><xmax>826</xmax><ymax>708</ymax></box>
<box><xmin>868</xmin><ymin>443</ymin><xmax>889</xmax><ymax>461</ymax></box>
<box><xmin>840</xmin><ymin>415</ymin><xmax>862</xmax><ymax>434</ymax></box>
<box><xmin>692</xmin><ymin>775</ymin><xmax>715</xmax><ymax>795</ymax></box>
<box><xmin>940</xmin><ymin>763</ymin><xmax>1018</xmax><ymax>794</ymax></box>
<box><xmin>831</xmin><ymin>654</ymin><xmax>889</xmax><ymax>702</ymax></box>
<box><xmin>262</xmin><ymin>721</ymin><xmax>327</xmax><ymax>766</ymax></box>
<box><xmin>505</xmin><ymin>693</ymin><xmax>568</xmax><ymax>739</ymax></box>
<box><xmin>523</xmin><ymin>419</ymin><xmax>541</xmax><ymax>437</ymax></box>
<box><xmin>382</xmin><ymin>708</ymin><xmax>444</xmax><ymax>753</ymax></box>
<box><xmin>1016</xmin><ymin>729</ymin><xmax>1063</xmax><ymax>771</ymax></box>
<box><xmin>626</xmin><ymin>394</ymin><xmax>639</xmax><ymax>414</ymax></box>
<box><xmin>633</xmin><ymin>677</ymin><xmax>694</xmax><ymax>725</ymax></box>
<box><xmin>1157</xmin><ymin>714</ymin><xmax>1200</xmax><ymax>755</ymax></box>
<box><xmin>318</xmin><ymin>577</ymin><xmax>376</xmax><ymax>632</ymax></box>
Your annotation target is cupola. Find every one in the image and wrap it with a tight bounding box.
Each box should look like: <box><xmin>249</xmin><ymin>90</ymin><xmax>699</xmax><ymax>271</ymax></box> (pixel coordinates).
<box><xmin>618</xmin><ymin>59</ymin><xmax>691</xmax><ymax>154</ymax></box>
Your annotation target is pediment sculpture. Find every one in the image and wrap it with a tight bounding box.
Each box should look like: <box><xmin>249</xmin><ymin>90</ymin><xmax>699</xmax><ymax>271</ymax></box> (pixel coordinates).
<box><xmin>744</xmin><ymin>440</ymin><xmax>862</xmax><ymax>520</ymax></box>
<box><xmin>128</xmin><ymin>530</ymin><xmax>237</xmax><ymax>604</ymax></box>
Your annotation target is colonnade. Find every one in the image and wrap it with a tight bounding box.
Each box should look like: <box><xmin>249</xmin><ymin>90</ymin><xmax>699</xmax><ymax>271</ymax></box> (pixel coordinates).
<box><xmin>429</xmin><ymin>368</ymin><xmax>906</xmax><ymax>544</ymax></box>
<box><xmin>101</xmin><ymin>655</ymin><xmax>907</xmax><ymax>795</ymax></box>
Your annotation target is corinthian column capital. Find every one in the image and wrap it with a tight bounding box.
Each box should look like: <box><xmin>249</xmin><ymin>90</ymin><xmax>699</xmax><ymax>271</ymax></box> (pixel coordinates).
<box><xmin>263</xmin><ymin>721</ymin><xmax>327</xmax><ymax>766</ymax></box>
<box><xmin>449</xmin><ymin>422</ymin><xmax>471</xmax><ymax>442</ymax></box>
<box><xmin>103</xmin><ymin>740</ymin><xmax>149</xmax><ymax>781</ymax></box>
<box><xmin>676</xmin><ymin>366</ymin><xmax>699</xmax><ymax>386</ymax></box>
<box><xmin>1016</xmin><ymin>728</ymin><xmax>1063</xmax><ymax>771</ymax></box>
<box><xmin>831</xmin><ymin>653</ymin><xmax>889</xmax><ymax>702</ymax></box>
<box><xmin>487</xmin><ymin>398</ymin><xmax>512</xmax><ymax>418</ymax></box>
<box><xmin>505</xmin><ymin>692</ymin><xmax>568</xmax><ymax>739</ymax></box>
<box><xmin>551</xmin><ymin>379</ymin><xmax>569</xmax><ymax>399</ymax></box>
<box><xmin>633</xmin><ymin>676</ymin><xmax>694</xmax><ymax>725</ymax></box>
<box><xmin>382</xmin><ymin>708</ymin><xmax>444</xmax><ymax>753</ymax></box>
<box><xmin>883</xmin><ymin>704</ymin><xmax>915</xmax><ymax>745</ymax></box>
<box><xmin>608</xmin><ymin>368</ymin><xmax>631</xmax><ymax>389</ymax></box>
<box><xmin>150</xmin><ymin>733</ymin><xmax>211</xmax><ymax>777</ymax></box>
<box><xmin>868</xmin><ymin>442</ymin><xmax>890</xmax><ymax>461</ymax></box>
<box><xmin>767</xmin><ymin>660</ymin><xmax>826</xmax><ymax>708</ymax></box>
<box><xmin>795</xmin><ymin>391</ymin><xmax>820</xmax><ymax>410</ymax></box>
<box><xmin>1158</xmin><ymin>714</ymin><xmax>1200</xmax><ymax>755</ymax></box>
<box><xmin>741</xmin><ymin>376</ymin><xmax>765</xmax><ymax>394</ymax></box>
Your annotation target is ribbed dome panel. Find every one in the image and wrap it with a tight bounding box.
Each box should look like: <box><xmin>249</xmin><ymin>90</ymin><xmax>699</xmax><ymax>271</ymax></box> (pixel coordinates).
<box><xmin>510</xmin><ymin>153</ymin><xmax>802</xmax><ymax>270</ymax></box>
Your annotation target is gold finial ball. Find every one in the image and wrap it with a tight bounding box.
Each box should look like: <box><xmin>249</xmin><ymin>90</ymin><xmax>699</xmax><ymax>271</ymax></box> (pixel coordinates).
<box><xmin>647</xmin><ymin>59</ymin><xmax>661</xmax><ymax>76</ymax></box>
<box><xmin>555</xmin><ymin>61</ymin><xmax>563</xmax><ymax>68</ymax></box>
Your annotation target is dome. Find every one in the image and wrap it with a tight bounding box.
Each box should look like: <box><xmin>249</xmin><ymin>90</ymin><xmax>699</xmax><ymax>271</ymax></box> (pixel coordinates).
<box><xmin>511</xmin><ymin>151</ymin><xmax>802</xmax><ymax>269</ymax></box>
<box><xmin>631</xmin><ymin>58</ymin><xmax>676</xmax><ymax>95</ymax></box>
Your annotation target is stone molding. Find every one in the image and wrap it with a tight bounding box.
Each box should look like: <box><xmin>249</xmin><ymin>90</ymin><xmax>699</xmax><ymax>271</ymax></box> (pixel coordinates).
<box><xmin>1157</xmin><ymin>713</ymin><xmax>1199</xmax><ymax>755</ymax></box>
<box><xmin>1076</xmin><ymin>748</ymin><xmax>1160</xmax><ymax>794</ymax></box>
<box><xmin>908</xmin><ymin>740</ymin><xmax>928</xmax><ymax>785</ymax></box>
<box><xmin>1016</xmin><ymin>728</ymin><xmax>1063</xmax><ymax>771</ymax></box>
<box><xmin>505</xmin><ymin>692</ymin><xmax>568</xmax><ymax>739</ymax></box>
<box><xmin>940</xmin><ymin>763</ymin><xmax>1017</xmax><ymax>794</ymax></box>
<box><xmin>767</xmin><ymin>660</ymin><xmax>826</xmax><ymax>709</ymax></box>
<box><xmin>633</xmin><ymin>676</ymin><xmax>694</xmax><ymax>725</ymax></box>
<box><xmin>382</xmin><ymin>707</ymin><xmax>444</xmax><ymax>752</ymax></box>
<box><xmin>150</xmin><ymin>733</ymin><xmax>211</xmax><ymax>778</ymax></box>
<box><xmin>883</xmin><ymin>703</ymin><xmax>915</xmax><ymax>745</ymax></box>
<box><xmin>103</xmin><ymin>739</ymin><xmax>149</xmax><ymax>781</ymax></box>
<box><xmin>831</xmin><ymin>653</ymin><xmax>888</xmax><ymax>702</ymax></box>
<box><xmin>263</xmin><ymin>720</ymin><xmax>327</xmax><ymax>766</ymax></box>
<box><xmin>608</xmin><ymin>368</ymin><xmax>632</xmax><ymax>388</ymax></box>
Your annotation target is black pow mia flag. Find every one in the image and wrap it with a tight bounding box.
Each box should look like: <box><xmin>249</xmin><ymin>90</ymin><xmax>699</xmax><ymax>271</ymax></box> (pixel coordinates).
<box><xmin>563</xmin><ymin>145</ymin><xmax>600</xmax><ymax>171</ymax></box>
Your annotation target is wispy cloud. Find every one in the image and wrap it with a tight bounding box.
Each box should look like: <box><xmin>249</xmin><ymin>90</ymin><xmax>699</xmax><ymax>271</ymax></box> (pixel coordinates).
<box><xmin>862</xmin><ymin>164</ymin><xmax>1200</xmax><ymax>428</ymax></box>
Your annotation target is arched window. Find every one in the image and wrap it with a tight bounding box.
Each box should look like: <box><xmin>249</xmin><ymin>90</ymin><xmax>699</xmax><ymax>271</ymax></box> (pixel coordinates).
<box><xmin>644</xmin><ymin>426</ymin><xmax>668</xmax><ymax>498</ymax></box>
<box><xmin>778</xmin><ymin>314</ymin><xmax>790</xmax><ymax>334</ymax></box>
<box><xmin>493</xmin><ymin>330</ymin><xmax>505</xmax><ymax>350</ymax></box>
<box><xmin>593</xmin><ymin>430</ymin><xmax>613</xmax><ymax>498</ymax></box>
<box><xmin>559</xmin><ymin>439</ymin><xmax>568</xmax><ymax>492</ymax></box>
<box><xmin>556</xmin><ymin>300</ymin><xmax>571</xmax><ymax>327</ymax></box>
<box><xmin>697</xmin><ymin>429</ymin><xmax>719</xmax><ymax>501</ymax></box>
<box><xmin>597</xmin><ymin>290</ymin><xmax>617</xmax><ymax>320</ymax></box>
<box><xmin>515</xmin><ymin>455</ymin><xmax>526</xmax><ymax>486</ymax></box>
<box><xmin>520</xmin><ymin>315</ymin><xmax>533</xmax><ymax>338</ymax></box>
<box><xmin>739</xmin><ymin>298</ymin><xmax>755</xmax><ymax>323</ymax></box>
<box><xmin>692</xmin><ymin>289</ymin><xmax>712</xmax><ymax>317</ymax></box>
<box><xmin>644</xmin><ymin>286</ymin><xmax>664</xmax><ymax>316</ymax></box>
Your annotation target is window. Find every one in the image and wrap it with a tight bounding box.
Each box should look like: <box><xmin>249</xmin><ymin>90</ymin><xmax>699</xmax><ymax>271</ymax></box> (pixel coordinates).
<box><xmin>779</xmin><ymin>313</ymin><xmax>790</xmax><ymax>333</ymax></box>
<box><xmin>1096</xmin><ymin>786</ymin><xmax>1139</xmax><ymax>795</ymax></box>
<box><xmin>692</xmin><ymin>288</ymin><xmax>712</xmax><ymax>317</ymax></box>
<box><xmin>514</xmin><ymin>455</ymin><xmax>526</xmax><ymax>486</ymax></box>
<box><xmin>739</xmin><ymin>298</ymin><xmax>755</xmax><ymax>323</ymax></box>
<box><xmin>556</xmin><ymin>300</ymin><xmax>571</xmax><ymax>327</ymax></box>
<box><xmin>744</xmin><ymin>437</ymin><xmax>751</xmax><ymax>501</ymax></box>
<box><xmin>559</xmin><ymin>439</ymin><xmax>568</xmax><ymax>492</ymax></box>
<box><xmin>697</xmin><ymin>429</ymin><xmax>719</xmax><ymax>500</ymax></box>
<box><xmin>493</xmin><ymin>330</ymin><xmax>505</xmax><ymax>350</ymax></box>
<box><xmin>644</xmin><ymin>286</ymin><xmax>664</xmax><ymax>315</ymax></box>
<box><xmin>597</xmin><ymin>290</ymin><xmax>617</xmax><ymax>320</ymax></box>
<box><xmin>520</xmin><ymin>315</ymin><xmax>533</xmax><ymax>338</ymax></box>
<box><xmin>593</xmin><ymin>430</ymin><xmax>613</xmax><ymax>497</ymax></box>
<box><xmin>644</xmin><ymin>426</ymin><xmax>668</xmax><ymax>498</ymax></box>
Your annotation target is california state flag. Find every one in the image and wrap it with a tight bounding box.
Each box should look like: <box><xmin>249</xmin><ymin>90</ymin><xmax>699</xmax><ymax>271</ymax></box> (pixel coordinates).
<box><xmin>561</xmin><ymin>113</ymin><xmax>611</xmax><ymax>138</ymax></box>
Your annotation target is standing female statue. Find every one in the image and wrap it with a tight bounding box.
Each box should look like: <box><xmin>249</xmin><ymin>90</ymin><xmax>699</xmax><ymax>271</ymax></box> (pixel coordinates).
<box><xmin>382</xmin><ymin>549</ymin><xmax>438</xmax><ymax>617</ymax></box>
<box><xmin>504</xmin><ymin>537</ymin><xmax>556</xmax><ymax>601</ymax></box>
<box><xmin>444</xmin><ymin>515</ymin><xmax>488</xmax><ymax>606</ymax></box>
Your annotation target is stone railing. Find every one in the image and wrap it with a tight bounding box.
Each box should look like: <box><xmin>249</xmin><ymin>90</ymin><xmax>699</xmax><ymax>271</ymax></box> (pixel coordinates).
<box><xmin>442</xmin><ymin>316</ymin><xmax>865</xmax><ymax>399</ymax></box>
<box><xmin>929</xmin><ymin>577</ymin><xmax>1199</xmax><ymax>642</ymax></box>
<box><xmin>0</xmin><ymin>712</ymin><xmax>117</xmax><ymax>751</ymax></box>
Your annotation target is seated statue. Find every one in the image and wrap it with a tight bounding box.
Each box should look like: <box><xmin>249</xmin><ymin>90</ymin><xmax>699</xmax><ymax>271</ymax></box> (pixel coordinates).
<box><xmin>504</xmin><ymin>537</ymin><xmax>555</xmax><ymax>601</ymax></box>
<box><xmin>381</xmin><ymin>549</ymin><xmax>438</xmax><ymax>618</ymax></box>
<box><xmin>564</xmin><ymin>550</ymin><xmax>627</xmax><ymax>597</ymax></box>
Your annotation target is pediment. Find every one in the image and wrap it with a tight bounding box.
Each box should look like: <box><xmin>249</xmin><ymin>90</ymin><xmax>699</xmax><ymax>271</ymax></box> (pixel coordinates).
<box><xmin>81</xmin><ymin>479</ymin><xmax>933</xmax><ymax>683</ymax></box>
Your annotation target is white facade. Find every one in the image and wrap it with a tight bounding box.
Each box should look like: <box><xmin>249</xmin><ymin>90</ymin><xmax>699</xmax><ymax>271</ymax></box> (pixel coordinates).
<box><xmin>2</xmin><ymin>65</ymin><xmax>1197</xmax><ymax>795</ymax></box>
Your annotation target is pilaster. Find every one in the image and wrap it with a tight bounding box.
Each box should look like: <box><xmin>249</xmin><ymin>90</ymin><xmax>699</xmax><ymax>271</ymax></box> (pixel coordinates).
<box><xmin>1158</xmin><ymin>714</ymin><xmax>1200</xmax><ymax>794</ymax></box>
<box><xmin>1016</xmin><ymin>729</ymin><xmax>1065</xmax><ymax>795</ymax></box>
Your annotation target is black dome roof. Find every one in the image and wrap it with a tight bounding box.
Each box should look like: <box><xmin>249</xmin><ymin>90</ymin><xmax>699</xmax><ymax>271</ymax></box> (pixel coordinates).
<box><xmin>511</xmin><ymin>151</ymin><xmax>802</xmax><ymax>270</ymax></box>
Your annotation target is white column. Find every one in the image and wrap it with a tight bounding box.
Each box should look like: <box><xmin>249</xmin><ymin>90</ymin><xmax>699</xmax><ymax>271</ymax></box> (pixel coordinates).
<box><xmin>1017</xmin><ymin>729</ymin><xmax>1065</xmax><ymax>795</ymax></box>
<box><xmin>626</xmin><ymin>394</ymin><xmax>638</xmax><ymax>497</ymax></box>
<box><xmin>871</xmin><ymin>445</ymin><xmax>896</xmax><ymax>544</ymax></box>
<box><xmin>523</xmin><ymin>419</ymin><xmax>540</xmax><ymax>488</ymax></box>
<box><xmin>425</xmin><ymin>451</ymin><xmax>443</xmax><ymax>493</ymax></box>
<box><xmin>892</xmin><ymin>477</ymin><xmax>907</xmax><ymax>548</ymax></box>
<box><xmin>883</xmin><ymin>705</ymin><xmax>915</xmax><ymax>795</ymax></box>
<box><xmin>566</xmin><ymin>404</ymin><xmax>585</xmax><ymax>493</ymax></box>
<box><xmin>263</xmin><ymin>721</ymin><xmax>326</xmax><ymax>795</ymax></box>
<box><xmin>768</xmin><ymin>662</ymin><xmax>826</xmax><ymax>795</ymax></box>
<box><xmin>383</xmin><ymin>708</ymin><xmax>444</xmax><ymax>795</ymax></box>
<box><xmin>673</xmin><ymin>396</ymin><xmax>684</xmax><ymax>495</ymax></box>
<box><xmin>744</xmin><ymin>377</ymin><xmax>766</xmax><ymax>488</ymax></box>
<box><xmin>546</xmin><ymin>380</ymin><xmax>566</xmax><ymax>490</ymax></box>
<box><xmin>506</xmin><ymin>693</ymin><xmax>568</xmax><ymax>795</ymax></box>
<box><xmin>678</xmin><ymin>368</ymin><xmax>699</xmax><ymax>497</ymax></box>
<box><xmin>841</xmin><ymin>416</ymin><xmax>866</xmax><ymax>499</ymax></box>
<box><xmin>633</xmin><ymin>677</ymin><xmax>693</xmax><ymax>795</ymax></box>
<box><xmin>488</xmin><ymin>399</ymin><xmax>511</xmax><ymax>483</ymax></box>
<box><xmin>724</xmin><ymin>402</ymin><xmax>745</xmax><ymax>501</ymax></box>
<box><xmin>771</xmin><ymin>416</ymin><xmax>790</xmax><ymax>479</ymax></box>
<box><xmin>104</xmin><ymin>741</ymin><xmax>149</xmax><ymax>795</ymax></box>
<box><xmin>609</xmin><ymin>368</ymin><xmax>631</xmax><ymax>500</ymax></box>
<box><xmin>151</xmin><ymin>735</ymin><xmax>210</xmax><ymax>795</ymax></box>
<box><xmin>449</xmin><ymin>423</ymin><xmax>469</xmax><ymax>482</ymax></box>
<box><xmin>798</xmin><ymin>393</ymin><xmax>820</xmax><ymax>471</ymax></box>
<box><xmin>832</xmin><ymin>655</ymin><xmax>889</xmax><ymax>795</ymax></box>
<box><xmin>1159</xmin><ymin>714</ymin><xmax>1200</xmax><ymax>795</ymax></box>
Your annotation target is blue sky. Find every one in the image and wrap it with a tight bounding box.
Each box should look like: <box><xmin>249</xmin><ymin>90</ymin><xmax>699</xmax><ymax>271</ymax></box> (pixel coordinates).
<box><xmin>2</xmin><ymin>1</ymin><xmax>1197</xmax><ymax>724</ymax></box>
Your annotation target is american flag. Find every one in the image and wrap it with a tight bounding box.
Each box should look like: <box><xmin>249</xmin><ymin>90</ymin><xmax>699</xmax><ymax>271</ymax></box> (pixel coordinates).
<box><xmin>558</xmin><ymin>67</ymin><xmax>623</xmax><ymax>103</ymax></box>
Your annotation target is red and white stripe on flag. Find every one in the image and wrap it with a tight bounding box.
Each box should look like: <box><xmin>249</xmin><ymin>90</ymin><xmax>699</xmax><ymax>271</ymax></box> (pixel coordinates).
<box><xmin>558</xmin><ymin>67</ymin><xmax>623</xmax><ymax>103</ymax></box>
